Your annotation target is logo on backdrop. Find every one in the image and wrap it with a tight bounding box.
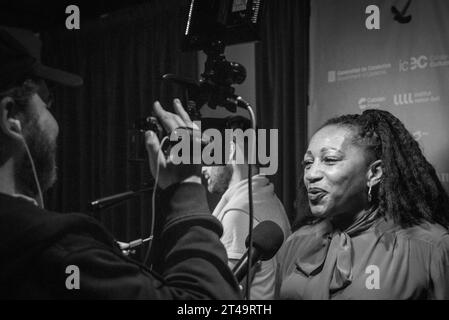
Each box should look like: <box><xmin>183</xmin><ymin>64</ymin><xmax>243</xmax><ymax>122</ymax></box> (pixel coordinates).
<box><xmin>328</xmin><ymin>71</ymin><xmax>336</xmax><ymax>83</ymax></box>
<box><xmin>391</xmin><ymin>0</ymin><xmax>413</xmax><ymax>24</ymax></box>
<box><xmin>393</xmin><ymin>93</ymin><xmax>414</xmax><ymax>106</ymax></box>
<box><xmin>412</xmin><ymin>130</ymin><xmax>429</xmax><ymax>141</ymax></box>
<box><xmin>439</xmin><ymin>173</ymin><xmax>449</xmax><ymax>184</ymax></box>
<box><xmin>399</xmin><ymin>56</ymin><xmax>428</xmax><ymax>72</ymax></box>
<box><xmin>393</xmin><ymin>90</ymin><xmax>440</xmax><ymax>106</ymax></box>
<box><xmin>358</xmin><ymin>96</ymin><xmax>386</xmax><ymax>110</ymax></box>
<box><xmin>399</xmin><ymin>54</ymin><xmax>449</xmax><ymax>72</ymax></box>
<box><xmin>327</xmin><ymin>63</ymin><xmax>391</xmax><ymax>83</ymax></box>
<box><xmin>429</xmin><ymin>54</ymin><xmax>449</xmax><ymax>68</ymax></box>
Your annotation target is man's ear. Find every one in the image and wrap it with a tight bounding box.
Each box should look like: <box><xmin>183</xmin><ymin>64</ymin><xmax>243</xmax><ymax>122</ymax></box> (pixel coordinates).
<box><xmin>0</xmin><ymin>96</ymin><xmax>23</xmax><ymax>141</ymax></box>
<box><xmin>367</xmin><ymin>159</ymin><xmax>383</xmax><ymax>188</ymax></box>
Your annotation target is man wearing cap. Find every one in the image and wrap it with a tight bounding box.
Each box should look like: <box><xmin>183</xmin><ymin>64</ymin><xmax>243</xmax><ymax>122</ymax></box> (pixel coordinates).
<box><xmin>0</xmin><ymin>28</ymin><xmax>241</xmax><ymax>299</ymax></box>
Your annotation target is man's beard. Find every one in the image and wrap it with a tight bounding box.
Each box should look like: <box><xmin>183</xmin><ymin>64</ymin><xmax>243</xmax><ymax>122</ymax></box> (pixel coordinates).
<box><xmin>14</xmin><ymin>118</ymin><xmax>57</xmax><ymax>198</ymax></box>
<box><xmin>207</xmin><ymin>165</ymin><xmax>233</xmax><ymax>194</ymax></box>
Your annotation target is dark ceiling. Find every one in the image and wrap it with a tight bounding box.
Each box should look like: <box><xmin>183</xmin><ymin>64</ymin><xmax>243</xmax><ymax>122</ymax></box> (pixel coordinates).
<box><xmin>0</xmin><ymin>0</ymin><xmax>151</xmax><ymax>32</ymax></box>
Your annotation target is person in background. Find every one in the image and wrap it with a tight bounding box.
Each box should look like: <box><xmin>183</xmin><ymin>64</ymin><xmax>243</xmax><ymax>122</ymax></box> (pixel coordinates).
<box><xmin>202</xmin><ymin>116</ymin><xmax>291</xmax><ymax>300</ymax></box>
<box><xmin>277</xmin><ymin>109</ymin><xmax>449</xmax><ymax>299</ymax></box>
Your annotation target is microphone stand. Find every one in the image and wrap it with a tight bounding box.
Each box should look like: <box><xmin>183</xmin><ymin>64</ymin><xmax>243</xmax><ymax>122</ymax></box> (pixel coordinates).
<box><xmin>163</xmin><ymin>49</ymin><xmax>256</xmax><ymax>298</ymax></box>
<box><xmin>237</xmin><ymin>261</ymin><xmax>261</xmax><ymax>299</ymax></box>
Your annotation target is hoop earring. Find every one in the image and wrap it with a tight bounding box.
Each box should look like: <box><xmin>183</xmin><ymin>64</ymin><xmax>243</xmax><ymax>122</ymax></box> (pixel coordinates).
<box><xmin>368</xmin><ymin>185</ymin><xmax>372</xmax><ymax>203</ymax></box>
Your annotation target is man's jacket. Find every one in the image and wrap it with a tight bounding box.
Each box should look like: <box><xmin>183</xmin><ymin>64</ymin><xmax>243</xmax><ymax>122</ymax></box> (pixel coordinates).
<box><xmin>0</xmin><ymin>182</ymin><xmax>241</xmax><ymax>299</ymax></box>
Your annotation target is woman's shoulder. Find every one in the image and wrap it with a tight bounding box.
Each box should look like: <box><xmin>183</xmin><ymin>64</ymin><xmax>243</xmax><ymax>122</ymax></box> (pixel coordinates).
<box><xmin>395</xmin><ymin>220</ymin><xmax>449</xmax><ymax>247</ymax></box>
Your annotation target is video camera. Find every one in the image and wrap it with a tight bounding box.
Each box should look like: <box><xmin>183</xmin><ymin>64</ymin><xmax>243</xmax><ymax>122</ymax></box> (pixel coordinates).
<box><xmin>128</xmin><ymin>0</ymin><xmax>264</xmax><ymax>162</ymax></box>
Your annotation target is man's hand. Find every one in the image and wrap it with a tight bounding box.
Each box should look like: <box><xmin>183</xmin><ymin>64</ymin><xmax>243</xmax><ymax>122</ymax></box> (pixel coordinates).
<box><xmin>145</xmin><ymin>99</ymin><xmax>201</xmax><ymax>189</ymax></box>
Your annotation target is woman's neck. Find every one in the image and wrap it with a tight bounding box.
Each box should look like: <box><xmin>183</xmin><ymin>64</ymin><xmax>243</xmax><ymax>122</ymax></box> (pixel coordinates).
<box><xmin>330</xmin><ymin>205</ymin><xmax>378</xmax><ymax>232</ymax></box>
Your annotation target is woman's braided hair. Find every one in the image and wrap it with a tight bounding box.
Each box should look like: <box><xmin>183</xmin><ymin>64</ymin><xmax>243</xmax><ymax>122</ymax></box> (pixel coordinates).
<box><xmin>294</xmin><ymin>109</ymin><xmax>449</xmax><ymax>230</ymax></box>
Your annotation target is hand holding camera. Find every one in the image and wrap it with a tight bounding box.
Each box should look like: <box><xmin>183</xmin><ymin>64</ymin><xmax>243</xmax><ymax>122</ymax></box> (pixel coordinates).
<box><xmin>145</xmin><ymin>99</ymin><xmax>202</xmax><ymax>189</ymax></box>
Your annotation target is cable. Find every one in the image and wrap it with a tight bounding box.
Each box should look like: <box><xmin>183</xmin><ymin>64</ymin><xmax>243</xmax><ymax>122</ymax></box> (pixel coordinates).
<box><xmin>21</xmin><ymin>137</ymin><xmax>45</xmax><ymax>209</ymax></box>
<box><xmin>144</xmin><ymin>136</ymin><xmax>169</xmax><ymax>266</ymax></box>
<box><xmin>236</xmin><ymin>96</ymin><xmax>256</xmax><ymax>300</ymax></box>
<box><xmin>118</xmin><ymin>235</ymin><xmax>154</xmax><ymax>251</ymax></box>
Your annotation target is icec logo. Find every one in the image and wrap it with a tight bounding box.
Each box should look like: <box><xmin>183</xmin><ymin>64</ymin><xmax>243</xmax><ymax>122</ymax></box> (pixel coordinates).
<box><xmin>399</xmin><ymin>56</ymin><xmax>428</xmax><ymax>72</ymax></box>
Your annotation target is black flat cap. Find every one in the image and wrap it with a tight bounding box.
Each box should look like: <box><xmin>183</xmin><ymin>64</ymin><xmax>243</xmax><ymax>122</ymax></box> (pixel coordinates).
<box><xmin>0</xmin><ymin>27</ymin><xmax>83</xmax><ymax>90</ymax></box>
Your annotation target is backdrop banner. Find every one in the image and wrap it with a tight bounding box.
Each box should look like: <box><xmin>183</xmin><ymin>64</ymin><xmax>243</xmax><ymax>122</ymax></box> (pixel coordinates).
<box><xmin>310</xmin><ymin>0</ymin><xmax>449</xmax><ymax>192</ymax></box>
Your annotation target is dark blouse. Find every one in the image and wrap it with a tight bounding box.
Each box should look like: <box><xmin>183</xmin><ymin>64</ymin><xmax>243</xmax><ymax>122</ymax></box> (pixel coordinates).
<box><xmin>277</xmin><ymin>209</ymin><xmax>449</xmax><ymax>299</ymax></box>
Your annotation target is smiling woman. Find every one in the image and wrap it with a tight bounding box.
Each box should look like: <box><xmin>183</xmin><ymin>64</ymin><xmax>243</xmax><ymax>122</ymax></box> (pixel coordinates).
<box><xmin>276</xmin><ymin>109</ymin><xmax>449</xmax><ymax>300</ymax></box>
<box><xmin>301</xmin><ymin>125</ymin><xmax>380</xmax><ymax>225</ymax></box>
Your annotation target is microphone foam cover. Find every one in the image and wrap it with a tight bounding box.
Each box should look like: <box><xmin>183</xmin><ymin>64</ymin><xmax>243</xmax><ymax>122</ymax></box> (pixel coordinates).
<box><xmin>245</xmin><ymin>220</ymin><xmax>284</xmax><ymax>261</ymax></box>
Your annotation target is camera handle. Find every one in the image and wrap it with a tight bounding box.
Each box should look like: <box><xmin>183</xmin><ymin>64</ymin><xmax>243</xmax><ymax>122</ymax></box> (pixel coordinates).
<box><xmin>162</xmin><ymin>41</ymin><xmax>247</xmax><ymax>113</ymax></box>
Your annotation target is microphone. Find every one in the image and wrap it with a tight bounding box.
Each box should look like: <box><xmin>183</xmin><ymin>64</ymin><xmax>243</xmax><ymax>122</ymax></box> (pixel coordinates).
<box><xmin>232</xmin><ymin>220</ymin><xmax>284</xmax><ymax>283</ymax></box>
<box><xmin>90</xmin><ymin>185</ymin><xmax>154</xmax><ymax>211</ymax></box>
